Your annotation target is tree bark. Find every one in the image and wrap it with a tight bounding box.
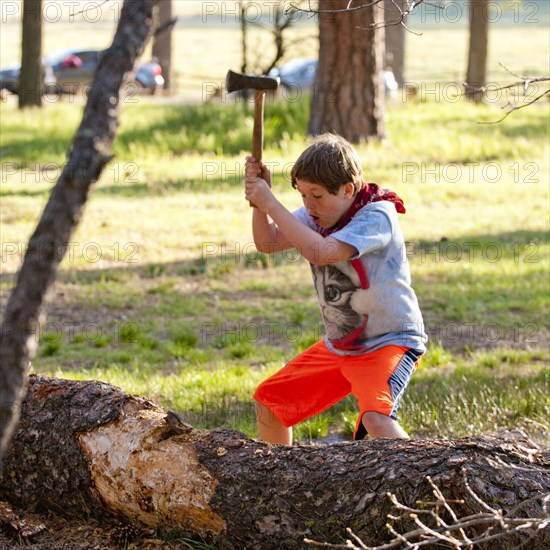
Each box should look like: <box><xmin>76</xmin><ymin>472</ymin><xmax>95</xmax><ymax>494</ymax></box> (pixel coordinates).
<box><xmin>465</xmin><ymin>0</ymin><xmax>489</xmax><ymax>103</ymax></box>
<box><xmin>1</xmin><ymin>375</ymin><xmax>548</xmax><ymax>549</ymax></box>
<box><xmin>0</xmin><ymin>0</ymin><xmax>159</xmax><ymax>461</ymax></box>
<box><xmin>18</xmin><ymin>0</ymin><xmax>43</xmax><ymax>108</ymax></box>
<box><xmin>240</xmin><ymin>0</ymin><xmax>248</xmax><ymax>75</ymax></box>
<box><xmin>308</xmin><ymin>0</ymin><xmax>386</xmax><ymax>142</ymax></box>
<box><xmin>384</xmin><ymin>0</ymin><xmax>405</xmax><ymax>88</ymax></box>
<box><xmin>152</xmin><ymin>0</ymin><xmax>172</xmax><ymax>93</ymax></box>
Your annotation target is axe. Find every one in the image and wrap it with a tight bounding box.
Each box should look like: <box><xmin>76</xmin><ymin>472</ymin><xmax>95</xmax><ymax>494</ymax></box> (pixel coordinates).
<box><xmin>225</xmin><ymin>69</ymin><xmax>280</xmax><ymax>207</ymax></box>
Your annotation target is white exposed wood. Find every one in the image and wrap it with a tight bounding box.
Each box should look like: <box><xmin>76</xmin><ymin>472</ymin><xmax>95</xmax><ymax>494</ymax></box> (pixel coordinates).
<box><xmin>78</xmin><ymin>401</ymin><xmax>226</xmax><ymax>537</ymax></box>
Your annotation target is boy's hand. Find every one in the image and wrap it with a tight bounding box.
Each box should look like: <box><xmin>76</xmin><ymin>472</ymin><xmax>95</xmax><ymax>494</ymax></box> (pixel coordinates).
<box><xmin>245</xmin><ymin>156</ymin><xmax>276</xmax><ymax>212</ymax></box>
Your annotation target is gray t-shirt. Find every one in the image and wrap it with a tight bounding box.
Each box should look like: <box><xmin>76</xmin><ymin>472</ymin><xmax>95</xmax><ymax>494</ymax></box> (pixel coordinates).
<box><xmin>294</xmin><ymin>201</ymin><xmax>427</xmax><ymax>355</ymax></box>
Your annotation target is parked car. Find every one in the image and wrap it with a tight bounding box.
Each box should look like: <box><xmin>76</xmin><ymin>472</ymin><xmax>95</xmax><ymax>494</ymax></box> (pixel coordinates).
<box><xmin>0</xmin><ymin>48</ymin><xmax>164</xmax><ymax>96</ymax></box>
<box><xmin>269</xmin><ymin>58</ymin><xmax>318</xmax><ymax>92</ymax></box>
<box><xmin>269</xmin><ymin>58</ymin><xmax>399</xmax><ymax>97</ymax></box>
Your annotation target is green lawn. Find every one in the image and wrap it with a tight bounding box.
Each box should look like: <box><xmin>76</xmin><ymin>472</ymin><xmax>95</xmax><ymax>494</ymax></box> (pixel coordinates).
<box><xmin>1</xmin><ymin>90</ymin><xmax>548</xmax><ymax>444</ymax></box>
<box><xmin>1</xmin><ymin>7</ymin><xmax>549</xmax><ymax>443</ymax></box>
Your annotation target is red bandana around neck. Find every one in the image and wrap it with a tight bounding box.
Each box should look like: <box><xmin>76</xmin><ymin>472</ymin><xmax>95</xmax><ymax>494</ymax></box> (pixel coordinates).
<box><xmin>320</xmin><ymin>183</ymin><xmax>406</xmax><ymax>237</ymax></box>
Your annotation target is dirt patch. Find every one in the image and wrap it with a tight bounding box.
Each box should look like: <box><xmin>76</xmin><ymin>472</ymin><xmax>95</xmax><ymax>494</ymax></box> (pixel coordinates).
<box><xmin>0</xmin><ymin>507</ymin><xmax>127</xmax><ymax>549</ymax></box>
<box><xmin>0</xmin><ymin>502</ymin><xmax>206</xmax><ymax>549</ymax></box>
<box><xmin>421</xmin><ymin>309</ymin><xmax>549</xmax><ymax>353</ymax></box>
<box><xmin>2</xmin><ymin>284</ymin><xmax>549</xmax><ymax>356</ymax></box>
<box><xmin>0</xmin><ymin>286</ymin><xmax>132</xmax><ymax>335</ymax></box>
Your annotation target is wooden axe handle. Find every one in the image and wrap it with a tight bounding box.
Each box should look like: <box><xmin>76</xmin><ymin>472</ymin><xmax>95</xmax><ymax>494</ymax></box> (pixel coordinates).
<box><xmin>249</xmin><ymin>90</ymin><xmax>266</xmax><ymax>208</ymax></box>
<box><xmin>252</xmin><ymin>90</ymin><xmax>265</xmax><ymax>162</ymax></box>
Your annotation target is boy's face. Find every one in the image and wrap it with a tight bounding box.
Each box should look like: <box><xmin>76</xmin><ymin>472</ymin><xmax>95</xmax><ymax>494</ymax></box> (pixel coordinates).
<box><xmin>295</xmin><ymin>179</ymin><xmax>355</xmax><ymax>229</ymax></box>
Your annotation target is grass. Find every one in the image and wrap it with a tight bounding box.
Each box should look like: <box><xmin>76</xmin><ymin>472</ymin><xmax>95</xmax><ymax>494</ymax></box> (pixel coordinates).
<box><xmin>1</xmin><ymin>15</ymin><xmax>549</xmax><ymax>447</ymax></box>
<box><xmin>2</xmin><ymin>93</ymin><xmax>547</xmax><ymax>446</ymax></box>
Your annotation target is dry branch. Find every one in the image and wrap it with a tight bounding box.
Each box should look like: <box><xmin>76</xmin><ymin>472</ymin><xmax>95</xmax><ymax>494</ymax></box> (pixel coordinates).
<box><xmin>474</xmin><ymin>63</ymin><xmax>550</xmax><ymax>124</ymax></box>
<box><xmin>287</xmin><ymin>0</ymin><xmax>434</xmax><ymax>32</ymax></box>
<box><xmin>305</xmin><ymin>474</ymin><xmax>549</xmax><ymax>549</ymax></box>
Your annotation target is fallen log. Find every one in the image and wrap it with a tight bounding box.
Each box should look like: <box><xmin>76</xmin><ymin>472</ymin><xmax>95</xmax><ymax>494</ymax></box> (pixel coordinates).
<box><xmin>1</xmin><ymin>375</ymin><xmax>548</xmax><ymax>549</ymax></box>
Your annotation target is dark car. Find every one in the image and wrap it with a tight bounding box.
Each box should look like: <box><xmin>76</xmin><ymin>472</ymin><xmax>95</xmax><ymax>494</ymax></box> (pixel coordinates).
<box><xmin>0</xmin><ymin>48</ymin><xmax>164</xmax><ymax>96</ymax></box>
<box><xmin>269</xmin><ymin>58</ymin><xmax>399</xmax><ymax>97</ymax></box>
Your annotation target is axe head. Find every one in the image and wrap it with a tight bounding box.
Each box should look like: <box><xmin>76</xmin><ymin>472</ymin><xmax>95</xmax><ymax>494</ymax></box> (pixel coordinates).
<box><xmin>226</xmin><ymin>69</ymin><xmax>280</xmax><ymax>94</ymax></box>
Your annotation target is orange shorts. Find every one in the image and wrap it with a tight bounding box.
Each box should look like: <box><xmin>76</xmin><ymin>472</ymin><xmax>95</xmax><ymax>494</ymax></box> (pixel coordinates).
<box><xmin>253</xmin><ymin>341</ymin><xmax>422</xmax><ymax>439</ymax></box>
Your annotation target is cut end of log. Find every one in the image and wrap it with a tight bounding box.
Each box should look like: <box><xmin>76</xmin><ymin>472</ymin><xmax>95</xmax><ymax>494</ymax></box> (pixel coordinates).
<box><xmin>77</xmin><ymin>399</ymin><xmax>226</xmax><ymax>538</ymax></box>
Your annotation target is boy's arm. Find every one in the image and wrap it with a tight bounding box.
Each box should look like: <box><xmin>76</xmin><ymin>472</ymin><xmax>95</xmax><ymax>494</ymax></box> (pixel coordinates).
<box><xmin>245</xmin><ymin>157</ymin><xmax>357</xmax><ymax>265</ymax></box>
<box><xmin>248</xmin><ymin>158</ymin><xmax>295</xmax><ymax>253</ymax></box>
<box><xmin>252</xmin><ymin>208</ymin><xmax>296</xmax><ymax>253</ymax></box>
<box><xmin>261</xmin><ymin>201</ymin><xmax>357</xmax><ymax>265</ymax></box>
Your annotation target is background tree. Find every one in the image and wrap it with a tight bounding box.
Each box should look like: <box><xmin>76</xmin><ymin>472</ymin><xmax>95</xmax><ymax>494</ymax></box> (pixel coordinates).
<box><xmin>240</xmin><ymin>0</ymin><xmax>248</xmax><ymax>75</ymax></box>
<box><xmin>308</xmin><ymin>0</ymin><xmax>386</xmax><ymax>142</ymax></box>
<box><xmin>384</xmin><ymin>0</ymin><xmax>406</xmax><ymax>88</ymax></box>
<box><xmin>18</xmin><ymin>0</ymin><xmax>43</xmax><ymax>109</ymax></box>
<box><xmin>465</xmin><ymin>0</ymin><xmax>489</xmax><ymax>102</ymax></box>
<box><xmin>0</xmin><ymin>0</ymin><xmax>159</xmax><ymax>462</ymax></box>
<box><xmin>151</xmin><ymin>0</ymin><xmax>175</xmax><ymax>94</ymax></box>
<box><xmin>243</xmin><ymin>1</ymin><xmax>310</xmax><ymax>76</ymax></box>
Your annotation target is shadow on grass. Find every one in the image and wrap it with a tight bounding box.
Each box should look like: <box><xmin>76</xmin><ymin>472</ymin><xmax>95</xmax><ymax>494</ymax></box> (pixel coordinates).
<box><xmin>181</xmin><ymin>397</ymin><xmax>256</xmax><ymax>433</ymax></box>
<box><xmin>0</xmin><ymin>136</ymin><xmax>73</xmax><ymax>166</ymax></box>
<box><xmin>112</xmin><ymin>99</ymin><xmax>310</xmax><ymax>156</ymax></box>
<box><xmin>0</xmin><ymin>185</ymin><xmax>53</xmax><ymax>198</ymax></box>
<box><xmin>495</xmin><ymin>119</ymin><xmax>550</xmax><ymax>140</ymax></box>
<box><xmin>408</xmin><ymin>229</ymin><xmax>548</xmax><ymax>264</ymax></box>
<box><xmin>0</xmin><ymin>245</ymin><xmax>296</xmax><ymax>288</ymax></box>
<box><xmin>408</xmin><ymin>230</ymin><xmax>549</xmax><ymax>351</ymax></box>
<box><xmin>94</xmin><ymin>175</ymin><xmax>260</xmax><ymax>196</ymax></box>
<box><xmin>0</xmin><ymin>173</ymin><xmax>291</xmax><ymax>198</ymax></box>
<box><xmin>2</xmin><ymin>229</ymin><xmax>548</xmax><ymax>354</ymax></box>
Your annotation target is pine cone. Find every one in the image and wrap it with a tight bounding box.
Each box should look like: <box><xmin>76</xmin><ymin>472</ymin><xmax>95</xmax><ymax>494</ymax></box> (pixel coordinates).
<box><xmin>109</xmin><ymin>522</ymin><xmax>142</xmax><ymax>546</ymax></box>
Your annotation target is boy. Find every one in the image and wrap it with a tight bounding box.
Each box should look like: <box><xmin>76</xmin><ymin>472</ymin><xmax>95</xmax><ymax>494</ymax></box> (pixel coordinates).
<box><xmin>244</xmin><ymin>134</ymin><xmax>426</xmax><ymax>444</ymax></box>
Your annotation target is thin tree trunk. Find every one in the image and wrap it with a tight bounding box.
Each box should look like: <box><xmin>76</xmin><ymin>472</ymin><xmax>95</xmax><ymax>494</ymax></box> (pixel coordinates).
<box><xmin>465</xmin><ymin>0</ymin><xmax>489</xmax><ymax>103</ymax></box>
<box><xmin>240</xmin><ymin>0</ymin><xmax>248</xmax><ymax>75</ymax></box>
<box><xmin>18</xmin><ymin>0</ymin><xmax>43</xmax><ymax>108</ymax></box>
<box><xmin>384</xmin><ymin>0</ymin><xmax>405</xmax><ymax>88</ymax></box>
<box><xmin>308</xmin><ymin>0</ymin><xmax>386</xmax><ymax>142</ymax></box>
<box><xmin>152</xmin><ymin>0</ymin><xmax>172</xmax><ymax>93</ymax></box>
<box><xmin>2</xmin><ymin>375</ymin><xmax>548</xmax><ymax>549</ymax></box>
<box><xmin>0</xmin><ymin>0</ymin><xmax>159</xmax><ymax>462</ymax></box>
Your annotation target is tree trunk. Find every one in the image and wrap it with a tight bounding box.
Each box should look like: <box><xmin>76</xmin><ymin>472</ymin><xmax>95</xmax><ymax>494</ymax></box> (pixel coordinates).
<box><xmin>18</xmin><ymin>0</ymin><xmax>43</xmax><ymax>108</ymax></box>
<box><xmin>0</xmin><ymin>0</ymin><xmax>159</xmax><ymax>462</ymax></box>
<box><xmin>465</xmin><ymin>0</ymin><xmax>489</xmax><ymax>103</ymax></box>
<box><xmin>308</xmin><ymin>0</ymin><xmax>386</xmax><ymax>142</ymax></box>
<box><xmin>384</xmin><ymin>0</ymin><xmax>405</xmax><ymax>88</ymax></box>
<box><xmin>152</xmin><ymin>0</ymin><xmax>172</xmax><ymax>93</ymax></box>
<box><xmin>2</xmin><ymin>375</ymin><xmax>548</xmax><ymax>549</ymax></box>
<box><xmin>240</xmin><ymin>0</ymin><xmax>248</xmax><ymax>75</ymax></box>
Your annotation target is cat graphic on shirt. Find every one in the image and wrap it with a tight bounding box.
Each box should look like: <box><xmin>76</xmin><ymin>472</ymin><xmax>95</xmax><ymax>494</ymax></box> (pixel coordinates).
<box><xmin>311</xmin><ymin>261</ymin><xmax>396</xmax><ymax>342</ymax></box>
